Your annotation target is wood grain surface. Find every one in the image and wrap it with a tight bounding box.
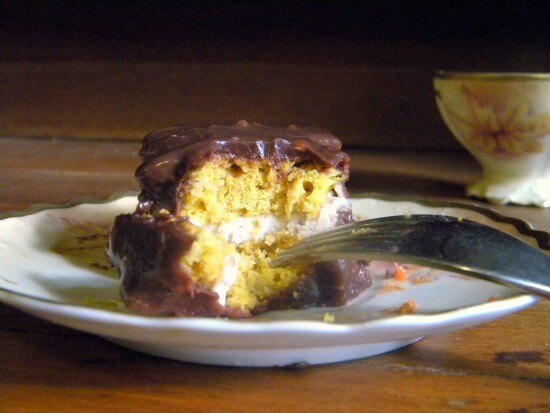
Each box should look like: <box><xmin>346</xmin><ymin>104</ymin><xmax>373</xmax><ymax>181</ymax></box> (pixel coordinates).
<box><xmin>0</xmin><ymin>61</ymin><xmax>454</xmax><ymax>150</ymax></box>
<box><xmin>1</xmin><ymin>137</ymin><xmax>549</xmax><ymax>412</ymax></box>
<box><xmin>2</xmin><ymin>3</ymin><xmax>550</xmax><ymax>409</ymax></box>
<box><xmin>3</xmin><ymin>2</ymin><xmax>549</xmax><ymax>152</ymax></box>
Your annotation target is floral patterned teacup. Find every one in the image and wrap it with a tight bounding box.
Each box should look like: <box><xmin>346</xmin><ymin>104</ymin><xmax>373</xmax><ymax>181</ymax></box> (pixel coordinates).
<box><xmin>434</xmin><ymin>72</ymin><xmax>550</xmax><ymax>207</ymax></box>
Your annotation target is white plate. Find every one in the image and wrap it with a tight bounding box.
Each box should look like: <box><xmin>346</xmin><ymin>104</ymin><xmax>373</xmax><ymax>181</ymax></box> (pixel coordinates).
<box><xmin>0</xmin><ymin>195</ymin><xmax>544</xmax><ymax>367</ymax></box>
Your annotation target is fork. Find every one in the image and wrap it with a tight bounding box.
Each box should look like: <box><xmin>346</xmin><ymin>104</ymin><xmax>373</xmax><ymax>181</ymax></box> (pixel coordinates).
<box><xmin>270</xmin><ymin>215</ymin><xmax>550</xmax><ymax>298</ymax></box>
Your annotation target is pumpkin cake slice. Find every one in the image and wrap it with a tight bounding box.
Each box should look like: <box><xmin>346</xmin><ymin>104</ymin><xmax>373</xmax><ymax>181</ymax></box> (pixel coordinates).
<box><xmin>108</xmin><ymin>121</ymin><xmax>371</xmax><ymax>317</ymax></box>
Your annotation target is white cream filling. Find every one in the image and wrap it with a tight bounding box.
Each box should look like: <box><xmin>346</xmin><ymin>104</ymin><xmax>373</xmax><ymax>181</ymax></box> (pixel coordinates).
<box><xmin>287</xmin><ymin>195</ymin><xmax>351</xmax><ymax>239</ymax></box>
<box><xmin>213</xmin><ymin>215</ymin><xmax>284</xmax><ymax>244</ymax></box>
<box><xmin>197</xmin><ymin>187</ymin><xmax>351</xmax><ymax>306</ymax></box>
<box><xmin>212</xmin><ymin>253</ymin><xmax>240</xmax><ymax>306</ymax></box>
<box><xmin>198</xmin><ymin>194</ymin><xmax>351</xmax><ymax>245</ymax></box>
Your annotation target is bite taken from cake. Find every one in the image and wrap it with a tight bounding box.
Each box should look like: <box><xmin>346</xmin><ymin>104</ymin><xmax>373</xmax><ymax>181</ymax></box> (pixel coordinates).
<box><xmin>108</xmin><ymin>121</ymin><xmax>371</xmax><ymax>317</ymax></box>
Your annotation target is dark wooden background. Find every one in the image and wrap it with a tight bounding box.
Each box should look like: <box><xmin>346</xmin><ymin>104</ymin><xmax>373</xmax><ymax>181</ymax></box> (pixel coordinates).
<box><xmin>2</xmin><ymin>0</ymin><xmax>549</xmax><ymax>149</ymax></box>
<box><xmin>2</xmin><ymin>2</ymin><xmax>550</xmax><ymax>411</ymax></box>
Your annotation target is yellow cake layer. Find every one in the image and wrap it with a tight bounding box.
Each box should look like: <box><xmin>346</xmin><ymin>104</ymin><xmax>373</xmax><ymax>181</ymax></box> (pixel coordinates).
<box><xmin>180</xmin><ymin>160</ymin><xmax>345</xmax><ymax>225</ymax></box>
<box><xmin>179</xmin><ymin>222</ymin><xmax>238</xmax><ymax>290</ymax></box>
<box><xmin>179</xmin><ymin>222</ymin><xmax>306</xmax><ymax>313</ymax></box>
<box><xmin>176</xmin><ymin>159</ymin><xmax>347</xmax><ymax>314</ymax></box>
<box><xmin>227</xmin><ymin>231</ymin><xmax>306</xmax><ymax>311</ymax></box>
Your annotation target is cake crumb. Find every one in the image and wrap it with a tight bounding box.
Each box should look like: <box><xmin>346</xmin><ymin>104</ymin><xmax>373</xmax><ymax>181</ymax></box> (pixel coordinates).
<box><xmin>83</xmin><ymin>297</ymin><xmax>125</xmax><ymax>311</ymax></box>
<box><xmin>397</xmin><ymin>299</ymin><xmax>417</xmax><ymax>314</ymax></box>
<box><xmin>393</xmin><ymin>265</ymin><xmax>408</xmax><ymax>282</ymax></box>
<box><xmin>410</xmin><ymin>275</ymin><xmax>431</xmax><ymax>285</ymax></box>
<box><xmin>376</xmin><ymin>281</ymin><xmax>407</xmax><ymax>296</ymax></box>
<box><xmin>323</xmin><ymin>313</ymin><xmax>335</xmax><ymax>323</ymax></box>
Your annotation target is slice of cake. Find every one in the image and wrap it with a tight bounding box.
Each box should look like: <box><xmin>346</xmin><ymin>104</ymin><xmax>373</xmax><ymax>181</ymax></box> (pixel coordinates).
<box><xmin>108</xmin><ymin>121</ymin><xmax>370</xmax><ymax>317</ymax></box>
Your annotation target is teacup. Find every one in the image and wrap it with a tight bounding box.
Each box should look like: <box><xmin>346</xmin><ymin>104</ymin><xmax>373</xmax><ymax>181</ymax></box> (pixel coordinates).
<box><xmin>434</xmin><ymin>72</ymin><xmax>550</xmax><ymax>207</ymax></box>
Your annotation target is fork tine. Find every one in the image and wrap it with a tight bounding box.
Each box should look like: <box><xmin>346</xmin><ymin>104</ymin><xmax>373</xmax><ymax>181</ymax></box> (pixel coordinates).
<box><xmin>298</xmin><ymin>214</ymin><xmax>456</xmax><ymax>244</ymax></box>
<box><xmin>278</xmin><ymin>231</ymin><xmax>406</xmax><ymax>258</ymax></box>
<box><xmin>302</xmin><ymin>215</ymin><xmax>412</xmax><ymax>240</ymax></box>
<box><xmin>285</xmin><ymin>230</ymin><xmax>409</xmax><ymax>255</ymax></box>
<box><xmin>270</xmin><ymin>215</ymin><xmax>550</xmax><ymax>298</ymax></box>
<box><xmin>271</xmin><ymin>237</ymin><xmax>401</xmax><ymax>267</ymax></box>
<box><xmin>288</xmin><ymin>215</ymin><xmax>459</xmax><ymax>255</ymax></box>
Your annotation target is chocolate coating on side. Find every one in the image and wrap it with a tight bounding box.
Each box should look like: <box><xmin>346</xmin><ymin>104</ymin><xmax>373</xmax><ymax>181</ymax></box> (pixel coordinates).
<box><xmin>275</xmin><ymin>205</ymin><xmax>372</xmax><ymax>309</ymax></box>
<box><xmin>257</xmin><ymin>261</ymin><xmax>371</xmax><ymax>314</ymax></box>
<box><xmin>135</xmin><ymin>121</ymin><xmax>350</xmax><ymax>214</ymax></box>
<box><xmin>108</xmin><ymin>122</ymin><xmax>371</xmax><ymax>317</ymax></box>
<box><xmin>260</xmin><ymin>211</ymin><xmax>371</xmax><ymax>312</ymax></box>
<box><xmin>108</xmin><ymin>214</ymin><xmax>232</xmax><ymax>317</ymax></box>
<box><xmin>108</xmin><ymin>208</ymin><xmax>371</xmax><ymax>318</ymax></box>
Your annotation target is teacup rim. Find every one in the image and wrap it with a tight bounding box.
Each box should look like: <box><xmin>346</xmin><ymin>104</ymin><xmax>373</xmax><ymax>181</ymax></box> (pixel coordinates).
<box><xmin>434</xmin><ymin>71</ymin><xmax>550</xmax><ymax>81</ymax></box>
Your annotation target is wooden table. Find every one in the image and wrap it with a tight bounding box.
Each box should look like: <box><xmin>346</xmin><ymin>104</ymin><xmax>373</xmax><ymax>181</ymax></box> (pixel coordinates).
<box><xmin>3</xmin><ymin>2</ymin><xmax>550</xmax><ymax>408</ymax></box>
<box><xmin>1</xmin><ymin>136</ymin><xmax>549</xmax><ymax>412</ymax></box>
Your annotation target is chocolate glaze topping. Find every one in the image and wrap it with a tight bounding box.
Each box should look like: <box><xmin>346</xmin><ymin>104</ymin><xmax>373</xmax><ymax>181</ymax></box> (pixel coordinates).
<box><xmin>109</xmin><ymin>214</ymin><xmax>246</xmax><ymax>317</ymax></box>
<box><xmin>109</xmin><ymin>212</ymin><xmax>370</xmax><ymax>318</ymax></box>
<box><xmin>108</xmin><ymin>122</ymin><xmax>372</xmax><ymax>318</ymax></box>
<box><xmin>136</xmin><ymin>121</ymin><xmax>350</xmax><ymax>214</ymax></box>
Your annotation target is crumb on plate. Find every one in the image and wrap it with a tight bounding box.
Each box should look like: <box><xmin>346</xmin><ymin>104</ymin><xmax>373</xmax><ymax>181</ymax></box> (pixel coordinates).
<box><xmin>393</xmin><ymin>265</ymin><xmax>409</xmax><ymax>282</ymax></box>
<box><xmin>396</xmin><ymin>299</ymin><xmax>417</xmax><ymax>314</ymax></box>
<box><xmin>323</xmin><ymin>312</ymin><xmax>335</xmax><ymax>323</ymax></box>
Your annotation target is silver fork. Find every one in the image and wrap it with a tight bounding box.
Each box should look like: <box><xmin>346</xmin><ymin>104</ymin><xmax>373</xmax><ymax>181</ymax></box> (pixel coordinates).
<box><xmin>270</xmin><ymin>215</ymin><xmax>550</xmax><ymax>298</ymax></box>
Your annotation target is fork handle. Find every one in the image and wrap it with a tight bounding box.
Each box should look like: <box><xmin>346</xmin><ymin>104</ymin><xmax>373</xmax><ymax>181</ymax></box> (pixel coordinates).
<box><xmin>275</xmin><ymin>217</ymin><xmax>550</xmax><ymax>298</ymax></box>
<box><xmin>362</xmin><ymin>219</ymin><xmax>550</xmax><ymax>297</ymax></box>
<box><xmin>310</xmin><ymin>249</ymin><xmax>550</xmax><ymax>298</ymax></box>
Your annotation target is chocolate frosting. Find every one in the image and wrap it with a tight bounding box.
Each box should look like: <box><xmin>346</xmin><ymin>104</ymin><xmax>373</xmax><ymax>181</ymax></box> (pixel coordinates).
<box><xmin>109</xmin><ymin>213</ymin><xmax>370</xmax><ymax>318</ymax></box>
<box><xmin>109</xmin><ymin>213</ymin><xmax>244</xmax><ymax>317</ymax></box>
<box><xmin>262</xmin><ymin>260</ymin><xmax>371</xmax><ymax>314</ymax></box>
<box><xmin>107</xmin><ymin>122</ymin><xmax>371</xmax><ymax>318</ymax></box>
<box><xmin>135</xmin><ymin>121</ymin><xmax>350</xmax><ymax>214</ymax></box>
